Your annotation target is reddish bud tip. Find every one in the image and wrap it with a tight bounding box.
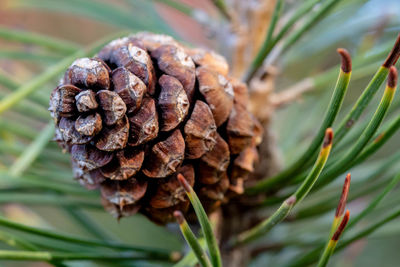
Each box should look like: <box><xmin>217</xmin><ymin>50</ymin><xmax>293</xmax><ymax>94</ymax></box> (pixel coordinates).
<box><xmin>323</xmin><ymin>128</ymin><xmax>334</xmax><ymax>148</ymax></box>
<box><xmin>373</xmin><ymin>133</ymin><xmax>384</xmax><ymax>144</ymax></box>
<box><xmin>332</xmin><ymin>210</ymin><xmax>350</xmax><ymax>241</ymax></box>
<box><xmin>285</xmin><ymin>195</ymin><xmax>297</xmax><ymax>206</ymax></box>
<box><xmin>173</xmin><ymin>210</ymin><xmax>185</xmax><ymax>224</ymax></box>
<box><xmin>177</xmin><ymin>173</ymin><xmax>192</xmax><ymax>193</ymax></box>
<box><xmin>335</xmin><ymin>173</ymin><xmax>351</xmax><ymax>217</ymax></box>
<box><xmin>383</xmin><ymin>33</ymin><xmax>400</xmax><ymax>68</ymax></box>
<box><xmin>337</xmin><ymin>48</ymin><xmax>352</xmax><ymax>73</ymax></box>
<box><xmin>388</xmin><ymin>66</ymin><xmax>398</xmax><ymax>88</ymax></box>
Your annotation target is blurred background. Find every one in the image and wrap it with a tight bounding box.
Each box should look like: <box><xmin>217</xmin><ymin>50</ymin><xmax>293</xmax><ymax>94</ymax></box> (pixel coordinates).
<box><xmin>0</xmin><ymin>0</ymin><xmax>399</xmax><ymax>266</ymax></box>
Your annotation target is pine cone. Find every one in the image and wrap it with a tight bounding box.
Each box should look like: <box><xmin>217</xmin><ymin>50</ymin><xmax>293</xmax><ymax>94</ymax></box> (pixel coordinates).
<box><xmin>49</xmin><ymin>33</ymin><xmax>263</xmax><ymax>224</ymax></box>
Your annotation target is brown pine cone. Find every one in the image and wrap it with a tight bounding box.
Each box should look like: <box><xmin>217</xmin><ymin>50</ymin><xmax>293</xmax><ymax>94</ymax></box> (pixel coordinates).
<box><xmin>49</xmin><ymin>32</ymin><xmax>263</xmax><ymax>224</ymax></box>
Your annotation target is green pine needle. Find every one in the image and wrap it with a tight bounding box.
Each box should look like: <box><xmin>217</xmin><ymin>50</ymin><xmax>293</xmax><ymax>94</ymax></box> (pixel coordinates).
<box><xmin>0</xmin><ymin>216</ymin><xmax>175</xmax><ymax>260</ymax></box>
<box><xmin>0</xmin><ymin>26</ymin><xmax>79</xmax><ymax>54</ymax></box>
<box><xmin>174</xmin><ymin>211</ymin><xmax>212</xmax><ymax>267</ymax></box>
<box><xmin>248</xmin><ymin>49</ymin><xmax>351</xmax><ymax>194</ymax></box>
<box><xmin>178</xmin><ymin>174</ymin><xmax>222</xmax><ymax>267</ymax></box>
<box><xmin>9</xmin><ymin>122</ymin><xmax>54</xmax><ymax>176</ymax></box>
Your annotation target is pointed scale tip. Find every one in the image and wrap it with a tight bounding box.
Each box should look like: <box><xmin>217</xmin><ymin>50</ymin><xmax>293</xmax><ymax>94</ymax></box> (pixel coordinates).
<box><xmin>119</xmin><ymin>198</ymin><xmax>126</xmax><ymax>210</ymax></box>
<box><xmin>323</xmin><ymin>128</ymin><xmax>334</xmax><ymax>148</ymax></box>
<box><xmin>335</xmin><ymin>173</ymin><xmax>351</xmax><ymax>217</ymax></box>
<box><xmin>177</xmin><ymin>173</ymin><xmax>192</xmax><ymax>193</ymax></box>
<box><xmin>383</xmin><ymin>33</ymin><xmax>400</xmax><ymax>68</ymax></box>
<box><xmin>332</xmin><ymin>210</ymin><xmax>350</xmax><ymax>241</ymax></box>
<box><xmin>173</xmin><ymin>210</ymin><xmax>185</xmax><ymax>225</ymax></box>
<box><xmin>337</xmin><ymin>48</ymin><xmax>352</xmax><ymax>73</ymax></box>
<box><xmin>388</xmin><ymin>66</ymin><xmax>398</xmax><ymax>88</ymax></box>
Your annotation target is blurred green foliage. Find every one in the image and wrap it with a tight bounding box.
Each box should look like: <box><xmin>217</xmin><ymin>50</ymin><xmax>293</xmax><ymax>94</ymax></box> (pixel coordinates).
<box><xmin>0</xmin><ymin>0</ymin><xmax>399</xmax><ymax>266</ymax></box>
